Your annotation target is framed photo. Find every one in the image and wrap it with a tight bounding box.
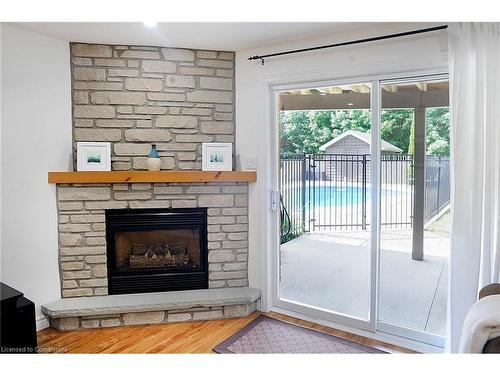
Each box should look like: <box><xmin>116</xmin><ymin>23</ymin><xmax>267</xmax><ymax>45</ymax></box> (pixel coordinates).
<box><xmin>202</xmin><ymin>143</ymin><xmax>232</xmax><ymax>171</ymax></box>
<box><xmin>77</xmin><ymin>142</ymin><xmax>111</xmax><ymax>171</ymax></box>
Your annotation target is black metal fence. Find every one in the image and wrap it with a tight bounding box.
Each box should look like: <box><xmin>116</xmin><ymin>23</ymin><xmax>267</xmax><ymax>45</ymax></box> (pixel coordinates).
<box><xmin>424</xmin><ymin>156</ymin><xmax>451</xmax><ymax>222</ymax></box>
<box><xmin>280</xmin><ymin>154</ymin><xmax>306</xmax><ymax>241</ymax></box>
<box><xmin>280</xmin><ymin>153</ymin><xmax>450</xmax><ymax>242</ymax></box>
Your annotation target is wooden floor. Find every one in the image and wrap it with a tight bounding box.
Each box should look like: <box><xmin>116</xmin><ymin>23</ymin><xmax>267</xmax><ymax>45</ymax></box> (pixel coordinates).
<box><xmin>37</xmin><ymin>311</ymin><xmax>415</xmax><ymax>354</ymax></box>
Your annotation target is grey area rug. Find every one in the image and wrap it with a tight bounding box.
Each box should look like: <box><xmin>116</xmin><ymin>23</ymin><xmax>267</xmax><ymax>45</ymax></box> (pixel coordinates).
<box><xmin>213</xmin><ymin>315</ymin><xmax>387</xmax><ymax>354</ymax></box>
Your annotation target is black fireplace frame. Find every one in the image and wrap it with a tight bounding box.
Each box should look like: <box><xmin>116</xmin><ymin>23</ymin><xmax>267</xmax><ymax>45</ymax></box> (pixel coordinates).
<box><xmin>105</xmin><ymin>207</ymin><xmax>208</xmax><ymax>295</ymax></box>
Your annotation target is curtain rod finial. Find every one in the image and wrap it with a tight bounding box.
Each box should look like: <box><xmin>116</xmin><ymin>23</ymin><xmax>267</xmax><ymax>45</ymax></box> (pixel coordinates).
<box><xmin>248</xmin><ymin>55</ymin><xmax>265</xmax><ymax>65</ymax></box>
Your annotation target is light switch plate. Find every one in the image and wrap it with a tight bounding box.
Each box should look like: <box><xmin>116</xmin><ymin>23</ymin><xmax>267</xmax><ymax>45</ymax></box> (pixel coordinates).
<box><xmin>245</xmin><ymin>155</ymin><xmax>257</xmax><ymax>170</ymax></box>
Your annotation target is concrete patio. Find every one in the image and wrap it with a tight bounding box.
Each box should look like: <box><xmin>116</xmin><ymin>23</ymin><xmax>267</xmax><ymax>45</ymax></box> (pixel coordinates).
<box><xmin>279</xmin><ymin>226</ymin><xmax>449</xmax><ymax>337</ymax></box>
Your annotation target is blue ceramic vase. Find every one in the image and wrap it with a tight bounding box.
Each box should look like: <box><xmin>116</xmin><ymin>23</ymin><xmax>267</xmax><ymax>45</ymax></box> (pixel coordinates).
<box><xmin>147</xmin><ymin>144</ymin><xmax>161</xmax><ymax>171</ymax></box>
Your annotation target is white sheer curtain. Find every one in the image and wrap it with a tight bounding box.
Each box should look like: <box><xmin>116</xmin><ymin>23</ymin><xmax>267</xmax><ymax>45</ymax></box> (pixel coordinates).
<box><xmin>447</xmin><ymin>23</ymin><xmax>500</xmax><ymax>353</ymax></box>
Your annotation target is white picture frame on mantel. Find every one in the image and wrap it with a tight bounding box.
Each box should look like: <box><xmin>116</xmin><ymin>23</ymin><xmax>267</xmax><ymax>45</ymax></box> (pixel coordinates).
<box><xmin>77</xmin><ymin>142</ymin><xmax>111</xmax><ymax>171</ymax></box>
<box><xmin>202</xmin><ymin>143</ymin><xmax>232</xmax><ymax>171</ymax></box>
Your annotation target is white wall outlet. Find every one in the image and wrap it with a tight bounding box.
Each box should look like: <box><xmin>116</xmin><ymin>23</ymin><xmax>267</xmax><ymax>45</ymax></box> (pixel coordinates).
<box><xmin>245</xmin><ymin>155</ymin><xmax>257</xmax><ymax>170</ymax></box>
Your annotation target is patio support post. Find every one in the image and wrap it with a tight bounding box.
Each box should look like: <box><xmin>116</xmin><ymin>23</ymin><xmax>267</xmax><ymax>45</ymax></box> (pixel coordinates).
<box><xmin>362</xmin><ymin>154</ymin><xmax>367</xmax><ymax>230</ymax></box>
<box><xmin>301</xmin><ymin>153</ymin><xmax>306</xmax><ymax>233</ymax></box>
<box><xmin>436</xmin><ymin>156</ymin><xmax>442</xmax><ymax>213</ymax></box>
<box><xmin>310</xmin><ymin>156</ymin><xmax>316</xmax><ymax>231</ymax></box>
<box><xmin>412</xmin><ymin>107</ymin><xmax>426</xmax><ymax>261</ymax></box>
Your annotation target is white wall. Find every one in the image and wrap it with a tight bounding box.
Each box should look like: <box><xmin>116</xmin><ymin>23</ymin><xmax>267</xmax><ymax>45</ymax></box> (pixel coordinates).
<box><xmin>0</xmin><ymin>24</ymin><xmax>72</xmax><ymax>329</ymax></box>
<box><xmin>235</xmin><ymin>23</ymin><xmax>449</xmax><ymax>310</ymax></box>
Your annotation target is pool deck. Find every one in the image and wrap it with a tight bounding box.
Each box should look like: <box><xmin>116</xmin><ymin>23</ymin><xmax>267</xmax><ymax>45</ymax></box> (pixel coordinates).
<box><xmin>279</xmin><ymin>228</ymin><xmax>449</xmax><ymax>337</ymax></box>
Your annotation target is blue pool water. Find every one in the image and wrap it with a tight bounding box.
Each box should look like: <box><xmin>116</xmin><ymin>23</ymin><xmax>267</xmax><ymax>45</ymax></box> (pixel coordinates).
<box><xmin>283</xmin><ymin>185</ymin><xmax>399</xmax><ymax>206</ymax></box>
<box><xmin>308</xmin><ymin>186</ymin><xmax>368</xmax><ymax>206</ymax></box>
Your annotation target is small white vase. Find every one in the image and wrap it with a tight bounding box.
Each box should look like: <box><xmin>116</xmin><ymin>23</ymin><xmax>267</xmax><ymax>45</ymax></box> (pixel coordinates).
<box><xmin>147</xmin><ymin>157</ymin><xmax>161</xmax><ymax>171</ymax></box>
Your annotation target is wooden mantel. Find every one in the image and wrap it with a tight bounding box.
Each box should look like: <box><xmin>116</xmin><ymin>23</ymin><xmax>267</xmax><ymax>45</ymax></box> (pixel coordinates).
<box><xmin>48</xmin><ymin>171</ymin><xmax>257</xmax><ymax>184</ymax></box>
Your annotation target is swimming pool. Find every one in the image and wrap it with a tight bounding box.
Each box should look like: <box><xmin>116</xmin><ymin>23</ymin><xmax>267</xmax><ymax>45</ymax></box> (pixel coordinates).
<box><xmin>283</xmin><ymin>185</ymin><xmax>401</xmax><ymax>207</ymax></box>
<box><xmin>309</xmin><ymin>185</ymin><xmax>368</xmax><ymax>206</ymax></box>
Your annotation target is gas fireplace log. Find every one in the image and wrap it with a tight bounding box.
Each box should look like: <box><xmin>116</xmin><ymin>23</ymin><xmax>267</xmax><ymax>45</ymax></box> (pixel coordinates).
<box><xmin>129</xmin><ymin>254</ymin><xmax>190</xmax><ymax>268</ymax></box>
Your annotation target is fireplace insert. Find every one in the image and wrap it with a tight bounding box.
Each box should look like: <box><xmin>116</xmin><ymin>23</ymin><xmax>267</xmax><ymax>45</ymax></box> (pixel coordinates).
<box><xmin>105</xmin><ymin>208</ymin><xmax>208</xmax><ymax>295</ymax></box>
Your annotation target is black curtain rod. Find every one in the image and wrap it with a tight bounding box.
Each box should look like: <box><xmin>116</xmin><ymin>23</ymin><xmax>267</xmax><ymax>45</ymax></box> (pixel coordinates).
<box><xmin>248</xmin><ymin>25</ymin><xmax>448</xmax><ymax>65</ymax></box>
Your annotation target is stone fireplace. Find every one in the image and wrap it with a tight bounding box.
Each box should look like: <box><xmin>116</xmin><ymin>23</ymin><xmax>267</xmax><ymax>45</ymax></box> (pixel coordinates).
<box><xmin>57</xmin><ymin>182</ymin><xmax>249</xmax><ymax>298</ymax></box>
<box><xmin>106</xmin><ymin>207</ymin><xmax>208</xmax><ymax>295</ymax></box>
<box><xmin>47</xmin><ymin>182</ymin><xmax>257</xmax><ymax>330</ymax></box>
<box><xmin>41</xmin><ymin>42</ymin><xmax>259</xmax><ymax>330</ymax></box>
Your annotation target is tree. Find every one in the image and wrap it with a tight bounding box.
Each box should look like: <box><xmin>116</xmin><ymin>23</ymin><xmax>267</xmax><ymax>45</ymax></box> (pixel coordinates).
<box><xmin>280</xmin><ymin>110</ymin><xmax>371</xmax><ymax>154</ymax></box>
<box><xmin>408</xmin><ymin>119</ymin><xmax>415</xmax><ymax>155</ymax></box>
<box><xmin>330</xmin><ymin>110</ymin><xmax>371</xmax><ymax>136</ymax></box>
<box><xmin>381</xmin><ymin>109</ymin><xmax>414</xmax><ymax>153</ymax></box>
<box><xmin>280</xmin><ymin>107</ymin><xmax>450</xmax><ymax>156</ymax></box>
<box><xmin>425</xmin><ymin>107</ymin><xmax>450</xmax><ymax>156</ymax></box>
<box><xmin>280</xmin><ymin>111</ymin><xmax>333</xmax><ymax>155</ymax></box>
<box><xmin>427</xmin><ymin>139</ymin><xmax>449</xmax><ymax>156</ymax></box>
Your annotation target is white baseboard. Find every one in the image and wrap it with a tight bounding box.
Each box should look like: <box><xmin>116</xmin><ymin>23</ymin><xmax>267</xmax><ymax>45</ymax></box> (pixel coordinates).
<box><xmin>36</xmin><ymin>315</ymin><xmax>50</xmax><ymax>331</ymax></box>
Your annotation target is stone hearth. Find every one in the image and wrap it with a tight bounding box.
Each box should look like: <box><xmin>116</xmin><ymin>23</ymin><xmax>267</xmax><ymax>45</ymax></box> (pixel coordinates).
<box><xmin>42</xmin><ymin>287</ymin><xmax>259</xmax><ymax>330</ymax></box>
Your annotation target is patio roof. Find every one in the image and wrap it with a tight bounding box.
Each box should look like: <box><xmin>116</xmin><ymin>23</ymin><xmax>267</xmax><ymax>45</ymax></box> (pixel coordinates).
<box><xmin>279</xmin><ymin>81</ymin><xmax>449</xmax><ymax>111</ymax></box>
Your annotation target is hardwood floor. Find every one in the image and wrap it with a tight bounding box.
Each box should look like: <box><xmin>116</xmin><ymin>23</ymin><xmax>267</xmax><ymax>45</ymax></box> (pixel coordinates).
<box><xmin>37</xmin><ymin>311</ymin><xmax>415</xmax><ymax>354</ymax></box>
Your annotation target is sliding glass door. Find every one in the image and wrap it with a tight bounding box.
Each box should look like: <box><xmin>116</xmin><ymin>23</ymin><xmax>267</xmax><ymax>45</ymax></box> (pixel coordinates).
<box><xmin>378</xmin><ymin>76</ymin><xmax>450</xmax><ymax>346</ymax></box>
<box><xmin>272</xmin><ymin>73</ymin><xmax>450</xmax><ymax>347</ymax></box>
<box><xmin>276</xmin><ymin>81</ymin><xmax>373</xmax><ymax>329</ymax></box>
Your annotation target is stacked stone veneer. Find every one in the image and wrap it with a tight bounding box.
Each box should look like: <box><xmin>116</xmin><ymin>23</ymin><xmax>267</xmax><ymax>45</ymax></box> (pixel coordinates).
<box><xmin>52</xmin><ymin>42</ymin><xmax>255</xmax><ymax>328</ymax></box>
<box><xmin>57</xmin><ymin>183</ymin><xmax>248</xmax><ymax>298</ymax></box>
<box><xmin>50</xmin><ymin>303</ymin><xmax>256</xmax><ymax>331</ymax></box>
<box><xmin>70</xmin><ymin>43</ymin><xmax>235</xmax><ymax>170</ymax></box>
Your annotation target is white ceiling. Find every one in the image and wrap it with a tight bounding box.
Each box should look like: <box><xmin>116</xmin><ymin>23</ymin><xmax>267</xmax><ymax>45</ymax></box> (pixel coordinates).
<box><xmin>14</xmin><ymin>22</ymin><xmax>374</xmax><ymax>51</ymax></box>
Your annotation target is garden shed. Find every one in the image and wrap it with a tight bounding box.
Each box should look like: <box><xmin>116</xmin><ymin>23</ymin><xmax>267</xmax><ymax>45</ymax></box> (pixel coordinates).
<box><xmin>319</xmin><ymin>129</ymin><xmax>402</xmax><ymax>154</ymax></box>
